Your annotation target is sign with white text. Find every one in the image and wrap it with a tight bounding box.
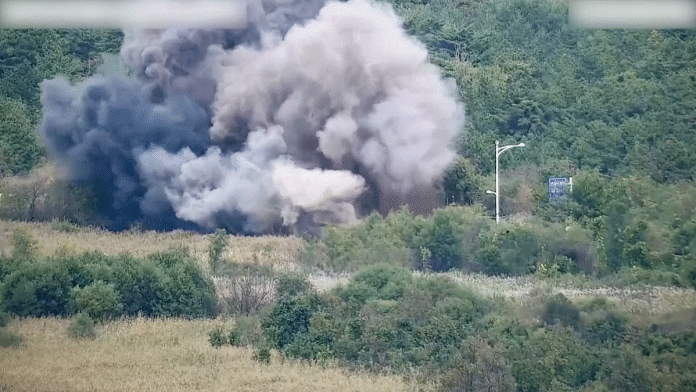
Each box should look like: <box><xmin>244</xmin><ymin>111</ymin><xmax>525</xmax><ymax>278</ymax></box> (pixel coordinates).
<box><xmin>548</xmin><ymin>177</ymin><xmax>571</xmax><ymax>201</ymax></box>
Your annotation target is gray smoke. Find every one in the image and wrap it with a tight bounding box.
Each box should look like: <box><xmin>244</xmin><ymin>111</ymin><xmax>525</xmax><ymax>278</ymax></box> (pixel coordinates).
<box><xmin>39</xmin><ymin>0</ymin><xmax>464</xmax><ymax>233</ymax></box>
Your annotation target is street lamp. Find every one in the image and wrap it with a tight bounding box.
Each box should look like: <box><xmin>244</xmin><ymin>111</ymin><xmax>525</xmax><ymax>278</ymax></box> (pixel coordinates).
<box><xmin>486</xmin><ymin>140</ymin><xmax>525</xmax><ymax>224</ymax></box>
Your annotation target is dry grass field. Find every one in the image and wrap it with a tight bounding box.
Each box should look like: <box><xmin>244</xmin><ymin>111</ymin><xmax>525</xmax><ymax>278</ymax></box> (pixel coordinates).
<box><xmin>0</xmin><ymin>220</ymin><xmax>304</xmax><ymax>272</ymax></box>
<box><xmin>0</xmin><ymin>317</ymin><xmax>410</xmax><ymax>392</ymax></box>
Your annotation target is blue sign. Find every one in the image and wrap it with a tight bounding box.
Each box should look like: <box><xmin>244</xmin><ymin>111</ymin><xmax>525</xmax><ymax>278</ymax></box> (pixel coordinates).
<box><xmin>548</xmin><ymin>177</ymin><xmax>571</xmax><ymax>201</ymax></box>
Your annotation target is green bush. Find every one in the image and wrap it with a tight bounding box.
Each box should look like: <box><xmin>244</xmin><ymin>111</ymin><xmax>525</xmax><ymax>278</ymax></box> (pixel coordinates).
<box><xmin>440</xmin><ymin>337</ymin><xmax>515</xmax><ymax>392</ymax></box>
<box><xmin>208</xmin><ymin>229</ymin><xmax>228</xmax><ymax>272</ymax></box>
<box><xmin>276</xmin><ymin>272</ymin><xmax>313</xmax><ymax>300</ymax></box>
<box><xmin>543</xmin><ymin>293</ymin><xmax>581</xmax><ymax>329</ymax></box>
<box><xmin>414</xmin><ymin>206</ymin><xmax>491</xmax><ymax>272</ymax></box>
<box><xmin>68</xmin><ymin>312</ymin><xmax>96</xmax><ymax>339</ymax></box>
<box><xmin>478</xmin><ymin>223</ymin><xmax>539</xmax><ymax>276</ymax></box>
<box><xmin>0</xmin><ymin>309</ymin><xmax>9</xmax><ymax>327</ymax></box>
<box><xmin>70</xmin><ymin>280</ymin><xmax>122</xmax><ymax>321</ymax></box>
<box><xmin>338</xmin><ymin>264</ymin><xmax>412</xmax><ymax>304</ymax></box>
<box><xmin>321</xmin><ymin>211</ymin><xmax>417</xmax><ymax>272</ymax></box>
<box><xmin>579</xmin><ymin>297</ymin><xmax>628</xmax><ymax>345</ymax></box>
<box><xmin>601</xmin><ymin>344</ymin><xmax>657</xmax><ymax>392</ymax></box>
<box><xmin>262</xmin><ymin>295</ymin><xmax>319</xmax><ymax>351</ymax></box>
<box><xmin>0</xmin><ymin>260</ymin><xmax>73</xmax><ymax>316</ymax></box>
<box><xmin>0</xmin><ymin>327</ymin><xmax>23</xmax><ymax>348</ymax></box>
<box><xmin>208</xmin><ymin>326</ymin><xmax>228</xmax><ymax>348</ymax></box>
<box><xmin>229</xmin><ymin>316</ymin><xmax>263</xmax><ymax>347</ymax></box>
<box><xmin>11</xmin><ymin>227</ymin><xmax>37</xmax><ymax>260</ymax></box>
<box><xmin>1</xmin><ymin>248</ymin><xmax>215</xmax><ymax>319</ymax></box>
<box><xmin>253</xmin><ymin>344</ymin><xmax>271</xmax><ymax>364</ymax></box>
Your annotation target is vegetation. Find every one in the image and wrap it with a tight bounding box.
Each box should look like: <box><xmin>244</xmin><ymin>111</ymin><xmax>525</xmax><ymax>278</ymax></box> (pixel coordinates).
<box><xmin>252</xmin><ymin>263</ymin><xmax>696</xmax><ymax>391</ymax></box>
<box><xmin>2</xmin><ymin>0</ymin><xmax>696</xmax><ymax>390</ymax></box>
<box><xmin>0</xmin><ymin>317</ymin><xmax>408</xmax><ymax>392</ymax></box>
<box><xmin>0</xmin><ymin>229</ymin><xmax>216</xmax><ymax>318</ymax></box>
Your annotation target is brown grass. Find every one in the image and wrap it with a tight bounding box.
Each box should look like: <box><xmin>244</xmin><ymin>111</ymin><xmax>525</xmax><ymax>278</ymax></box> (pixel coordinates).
<box><xmin>0</xmin><ymin>317</ymin><xmax>410</xmax><ymax>392</ymax></box>
<box><xmin>0</xmin><ymin>220</ymin><xmax>304</xmax><ymax>272</ymax></box>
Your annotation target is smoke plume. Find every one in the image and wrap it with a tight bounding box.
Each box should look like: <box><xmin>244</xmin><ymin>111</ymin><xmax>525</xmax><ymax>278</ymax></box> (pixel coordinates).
<box><xmin>39</xmin><ymin>0</ymin><xmax>464</xmax><ymax>233</ymax></box>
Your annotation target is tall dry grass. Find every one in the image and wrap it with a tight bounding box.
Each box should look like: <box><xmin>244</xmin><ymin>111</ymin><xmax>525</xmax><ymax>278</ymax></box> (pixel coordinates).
<box><xmin>0</xmin><ymin>220</ymin><xmax>303</xmax><ymax>272</ymax></box>
<box><xmin>0</xmin><ymin>317</ymin><xmax>410</xmax><ymax>392</ymax></box>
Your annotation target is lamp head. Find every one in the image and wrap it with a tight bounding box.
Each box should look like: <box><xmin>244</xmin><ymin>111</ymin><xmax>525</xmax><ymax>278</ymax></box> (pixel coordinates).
<box><xmin>486</xmin><ymin>190</ymin><xmax>495</xmax><ymax>194</ymax></box>
<box><xmin>519</xmin><ymin>143</ymin><xmax>526</xmax><ymax>147</ymax></box>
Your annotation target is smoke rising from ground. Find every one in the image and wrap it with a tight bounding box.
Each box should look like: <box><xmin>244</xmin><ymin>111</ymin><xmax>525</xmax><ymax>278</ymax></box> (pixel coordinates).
<box><xmin>39</xmin><ymin>0</ymin><xmax>464</xmax><ymax>233</ymax></box>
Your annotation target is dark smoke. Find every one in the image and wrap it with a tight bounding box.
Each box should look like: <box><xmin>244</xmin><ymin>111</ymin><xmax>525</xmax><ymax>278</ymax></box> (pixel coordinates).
<box><xmin>39</xmin><ymin>0</ymin><xmax>464</xmax><ymax>233</ymax></box>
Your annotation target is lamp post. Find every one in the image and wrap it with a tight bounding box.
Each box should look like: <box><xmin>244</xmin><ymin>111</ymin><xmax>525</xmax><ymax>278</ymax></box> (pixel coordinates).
<box><xmin>486</xmin><ymin>140</ymin><xmax>525</xmax><ymax>224</ymax></box>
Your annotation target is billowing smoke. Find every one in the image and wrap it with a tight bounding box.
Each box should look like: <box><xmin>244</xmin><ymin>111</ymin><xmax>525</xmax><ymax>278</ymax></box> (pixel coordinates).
<box><xmin>39</xmin><ymin>0</ymin><xmax>464</xmax><ymax>233</ymax></box>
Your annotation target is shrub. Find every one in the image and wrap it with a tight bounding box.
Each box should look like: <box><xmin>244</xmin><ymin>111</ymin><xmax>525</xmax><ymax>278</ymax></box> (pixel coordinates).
<box><xmin>216</xmin><ymin>262</ymin><xmax>275</xmax><ymax>316</ymax></box>
<box><xmin>51</xmin><ymin>218</ymin><xmax>79</xmax><ymax>233</ymax></box>
<box><xmin>601</xmin><ymin>344</ymin><xmax>656</xmax><ymax>392</ymax></box>
<box><xmin>478</xmin><ymin>223</ymin><xmax>539</xmax><ymax>276</ymax></box>
<box><xmin>579</xmin><ymin>297</ymin><xmax>628</xmax><ymax>345</ymax></box>
<box><xmin>338</xmin><ymin>264</ymin><xmax>412</xmax><ymax>304</ymax></box>
<box><xmin>68</xmin><ymin>312</ymin><xmax>96</xmax><ymax>339</ymax></box>
<box><xmin>262</xmin><ymin>296</ymin><xmax>317</xmax><ymax>351</ymax></box>
<box><xmin>543</xmin><ymin>293</ymin><xmax>581</xmax><ymax>329</ymax></box>
<box><xmin>253</xmin><ymin>344</ymin><xmax>271</xmax><ymax>364</ymax></box>
<box><xmin>208</xmin><ymin>229</ymin><xmax>228</xmax><ymax>272</ymax></box>
<box><xmin>0</xmin><ymin>261</ymin><xmax>73</xmax><ymax>316</ymax></box>
<box><xmin>443</xmin><ymin>156</ymin><xmax>484</xmax><ymax>205</ymax></box>
<box><xmin>440</xmin><ymin>337</ymin><xmax>515</xmax><ymax>392</ymax></box>
<box><xmin>276</xmin><ymin>272</ymin><xmax>313</xmax><ymax>300</ymax></box>
<box><xmin>321</xmin><ymin>212</ymin><xmax>416</xmax><ymax>272</ymax></box>
<box><xmin>0</xmin><ymin>310</ymin><xmax>9</xmax><ymax>327</ymax></box>
<box><xmin>414</xmin><ymin>206</ymin><xmax>491</xmax><ymax>272</ymax></box>
<box><xmin>70</xmin><ymin>280</ymin><xmax>122</xmax><ymax>321</ymax></box>
<box><xmin>229</xmin><ymin>316</ymin><xmax>263</xmax><ymax>347</ymax></box>
<box><xmin>11</xmin><ymin>227</ymin><xmax>37</xmax><ymax>260</ymax></box>
<box><xmin>208</xmin><ymin>326</ymin><xmax>228</xmax><ymax>348</ymax></box>
<box><xmin>0</xmin><ymin>328</ymin><xmax>23</xmax><ymax>348</ymax></box>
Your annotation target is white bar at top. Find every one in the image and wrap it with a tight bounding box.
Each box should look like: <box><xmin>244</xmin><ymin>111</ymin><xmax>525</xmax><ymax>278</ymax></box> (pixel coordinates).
<box><xmin>569</xmin><ymin>0</ymin><xmax>696</xmax><ymax>29</ymax></box>
<box><xmin>0</xmin><ymin>0</ymin><xmax>247</xmax><ymax>28</ymax></box>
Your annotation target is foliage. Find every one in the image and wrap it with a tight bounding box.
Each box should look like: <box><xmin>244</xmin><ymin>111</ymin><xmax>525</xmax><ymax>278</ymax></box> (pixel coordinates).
<box><xmin>70</xmin><ymin>280</ymin><xmax>122</xmax><ymax>321</ymax></box>
<box><xmin>230</xmin><ymin>316</ymin><xmax>263</xmax><ymax>347</ymax></box>
<box><xmin>68</xmin><ymin>312</ymin><xmax>96</xmax><ymax>339</ymax></box>
<box><xmin>11</xmin><ymin>227</ymin><xmax>38</xmax><ymax>260</ymax></box>
<box><xmin>542</xmin><ymin>293</ymin><xmax>580</xmax><ymax>329</ymax></box>
<box><xmin>276</xmin><ymin>272</ymin><xmax>314</xmax><ymax>300</ymax></box>
<box><xmin>0</xmin><ymin>246</ymin><xmax>216</xmax><ymax>318</ymax></box>
<box><xmin>320</xmin><ymin>211</ymin><xmax>417</xmax><ymax>272</ymax></box>
<box><xmin>0</xmin><ymin>327</ymin><xmax>23</xmax><ymax>348</ymax></box>
<box><xmin>253</xmin><ymin>344</ymin><xmax>272</xmax><ymax>364</ymax></box>
<box><xmin>208</xmin><ymin>326</ymin><xmax>228</xmax><ymax>348</ymax></box>
<box><xmin>208</xmin><ymin>229</ymin><xmax>228</xmax><ymax>272</ymax></box>
<box><xmin>443</xmin><ymin>156</ymin><xmax>484</xmax><ymax>205</ymax></box>
<box><xmin>414</xmin><ymin>205</ymin><xmax>491</xmax><ymax>272</ymax></box>
<box><xmin>439</xmin><ymin>337</ymin><xmax>515</xmax><ymax>392</ymax></box>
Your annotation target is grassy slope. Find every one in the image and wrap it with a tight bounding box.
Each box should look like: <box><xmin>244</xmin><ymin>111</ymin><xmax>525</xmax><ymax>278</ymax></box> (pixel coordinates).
<box><xmin>0</xmin><ymin>317</ymin><xmax>409</xmax><ymax>392</ymax></box>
